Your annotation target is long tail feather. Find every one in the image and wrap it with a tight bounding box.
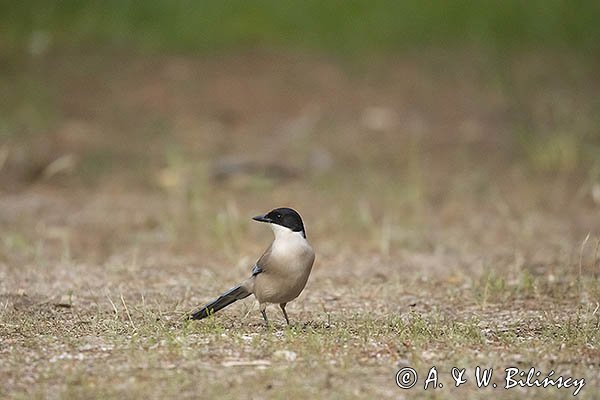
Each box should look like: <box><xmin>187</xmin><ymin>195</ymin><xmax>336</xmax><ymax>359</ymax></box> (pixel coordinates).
<box><xmin>189</xmin><ymin>284</ymin><xmax>251</xmax><ymax>320</ymax></box>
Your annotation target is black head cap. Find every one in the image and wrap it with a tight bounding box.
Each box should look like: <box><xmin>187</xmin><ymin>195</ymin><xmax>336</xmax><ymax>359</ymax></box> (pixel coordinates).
<box><xmin>252</xmin><ymin>207</ymin><xmax>306</xmax><ymax>238</ymax></box>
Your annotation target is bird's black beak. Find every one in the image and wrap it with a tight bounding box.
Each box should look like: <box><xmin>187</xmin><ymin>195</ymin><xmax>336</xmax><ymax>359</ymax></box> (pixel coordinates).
<box><xmin>252</xmin><ymin>214</ymin><xmax>272</xmax><ymax>223</ymax></box>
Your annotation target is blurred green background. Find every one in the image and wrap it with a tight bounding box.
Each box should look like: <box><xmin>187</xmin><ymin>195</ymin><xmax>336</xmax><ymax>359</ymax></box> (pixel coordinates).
<box><xmin>3</xmin><ymin>0</ymin><xmax>600</xmax><ymax>54</ymax></box>
<box><xmin>1</xmin><ymin>0</ymin><xmax>600</xmax><ymax>192</ymax></box>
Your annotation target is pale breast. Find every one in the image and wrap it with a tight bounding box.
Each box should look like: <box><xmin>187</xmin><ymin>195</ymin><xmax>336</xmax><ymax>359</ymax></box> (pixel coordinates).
<box><xmin>254</xmin><ymin>235</ymin><xmax>315</xmax><ymax>304</ymax></box>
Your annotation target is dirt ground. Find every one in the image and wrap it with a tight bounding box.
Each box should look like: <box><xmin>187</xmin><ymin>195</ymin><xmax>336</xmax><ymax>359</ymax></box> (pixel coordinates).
<box><xmin>1</xmin><ymin>49</ymin><xmax>600</xmax><ymax>399</ymax></box>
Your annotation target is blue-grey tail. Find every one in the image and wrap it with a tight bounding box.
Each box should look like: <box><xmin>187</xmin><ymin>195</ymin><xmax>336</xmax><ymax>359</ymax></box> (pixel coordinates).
<box><xmin>189</xmin><ymin>284</ymin><xmax>251</xmax><ymax>320</ymax></box>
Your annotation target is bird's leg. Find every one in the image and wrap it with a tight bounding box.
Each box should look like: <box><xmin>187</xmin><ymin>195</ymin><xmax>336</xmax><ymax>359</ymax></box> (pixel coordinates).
<box><xmin>279</xmin><ymin>303</ymin><xmax>290</xmax><ymax>325</ymax></box>
<box><xmin>260</xmin><ymin>303</ymin><xmax>269</xmax><ymax>326</ymax></box>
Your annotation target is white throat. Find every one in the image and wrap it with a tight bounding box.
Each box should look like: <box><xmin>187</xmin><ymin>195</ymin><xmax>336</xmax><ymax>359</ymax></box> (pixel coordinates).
<box><xmin>269</xmin><ymin>223</ymin><xmax>310</xmax><ymax>258</ymax></box>
<box><xmin>270</xmin><ymin>223</ymin><xmax>306</xmax><ymax>243</ymax></box>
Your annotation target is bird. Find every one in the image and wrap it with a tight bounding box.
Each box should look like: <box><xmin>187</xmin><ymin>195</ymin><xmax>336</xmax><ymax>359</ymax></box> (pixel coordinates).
<box><xmin>189</xmin><ymin>207</ymin><xmax>315</xmax><ymax>325</ymax></box>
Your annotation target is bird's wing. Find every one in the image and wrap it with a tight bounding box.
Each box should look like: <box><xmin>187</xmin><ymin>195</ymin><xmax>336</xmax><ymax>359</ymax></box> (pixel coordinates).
<box><xmin>251</xmin><ymin>264</ymin><xmax>263</xmax><ymax>276</ymax></box>
<box><xmin>252</xmin><ymin>242</ymin><xmax>272</xmax><ymax>275</ymax></box>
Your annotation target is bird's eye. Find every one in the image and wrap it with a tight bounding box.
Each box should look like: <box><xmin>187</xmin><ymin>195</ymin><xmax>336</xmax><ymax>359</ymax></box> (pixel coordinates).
<box><xmin>276</xmin><ymin>214</ymin><xmax>281</xmax><ymax>218</ymax></box>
